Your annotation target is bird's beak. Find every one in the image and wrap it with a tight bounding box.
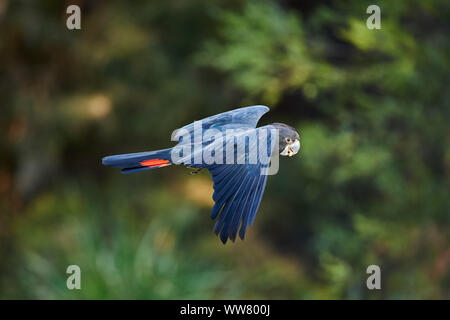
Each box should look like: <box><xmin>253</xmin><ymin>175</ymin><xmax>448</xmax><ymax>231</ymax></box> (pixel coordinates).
<box><xmin>287</xmin><ymin>139</ymin><xmax>300</xmax><ymax>157</ymax></box>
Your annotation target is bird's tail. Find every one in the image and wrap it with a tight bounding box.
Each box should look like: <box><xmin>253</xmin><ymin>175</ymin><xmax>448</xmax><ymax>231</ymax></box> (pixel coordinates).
<box><xmin>102</xmin><ymin>148</ymin><xmax>173</xmax><ymax>174</ymax></box>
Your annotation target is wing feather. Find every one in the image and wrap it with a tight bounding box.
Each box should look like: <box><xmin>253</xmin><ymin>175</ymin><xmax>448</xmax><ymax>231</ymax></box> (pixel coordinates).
<box><xmin>216</xmin><ymin>174</ymin><xmax>253</xmax><ymax>243</ymax></box>
<box><xmin>228</xmin><ymin>175</ymin><xmax>258</xmax><ymax>242</ymax></box>
<box><xmin>206</xmin><ymin>126</ymin><xmax>276</xmax><ymax>243</ymax></box>
<box><xmin>239</xmin><ymin>175</ymin><xmax>264</xmax><ymax>240</ymax></box>
<box><xmin>174</xmin><ymin>106</ymin><xmax>269</xmax><ymax>143</ymax></box>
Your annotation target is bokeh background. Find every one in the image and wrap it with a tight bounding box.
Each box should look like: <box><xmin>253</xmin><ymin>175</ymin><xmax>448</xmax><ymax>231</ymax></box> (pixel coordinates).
<box><xmin>0</xmin><ymin>0</ymin><xmax>449</xmax><ymax>299</ymax></box>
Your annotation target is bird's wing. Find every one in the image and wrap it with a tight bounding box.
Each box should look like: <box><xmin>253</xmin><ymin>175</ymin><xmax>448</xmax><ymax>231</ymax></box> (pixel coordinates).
<box><xmin>173</xmin><ymin>105</ymin><xmax>269</xmax><ymax>144</ymax></box>
<box><xmin>204</xmin><ymin>125</ymin><xmax>277</xmax><ymax>244</ymax></box>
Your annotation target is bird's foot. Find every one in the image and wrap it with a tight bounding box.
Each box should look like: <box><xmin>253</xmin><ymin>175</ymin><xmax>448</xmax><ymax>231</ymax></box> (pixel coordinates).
<box><xmin>189</xmin><ymin>167</ymin><xmax>204</xmax><ymax>175</ymax></box>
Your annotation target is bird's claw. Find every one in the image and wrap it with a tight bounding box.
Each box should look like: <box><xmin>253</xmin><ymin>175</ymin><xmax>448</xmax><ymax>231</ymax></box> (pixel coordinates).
<box><xmin>190</xmin><ymin>168</ymin><xmax>203</xmax><ymax>175</ymax></box>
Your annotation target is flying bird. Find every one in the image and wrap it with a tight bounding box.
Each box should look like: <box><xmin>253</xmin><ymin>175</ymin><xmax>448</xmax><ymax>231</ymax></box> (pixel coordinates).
<box><xmin>102</xmin><ymin>106</ymin><xmax>300</xmax><ymax>243</ymax></box>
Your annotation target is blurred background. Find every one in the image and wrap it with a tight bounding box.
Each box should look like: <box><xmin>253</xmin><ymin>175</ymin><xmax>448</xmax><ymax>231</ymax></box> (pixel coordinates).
<box><xmin>0</xmin><ymin>0</ymin><xmax>449</xmax><ymax>299</ymax></box>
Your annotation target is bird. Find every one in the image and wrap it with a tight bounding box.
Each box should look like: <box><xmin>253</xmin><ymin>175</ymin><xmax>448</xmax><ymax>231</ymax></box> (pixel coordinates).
<box><xmin>102</xmin><ymin>105</ymin><xmax>300</xmax><ymax>244</ymax></box>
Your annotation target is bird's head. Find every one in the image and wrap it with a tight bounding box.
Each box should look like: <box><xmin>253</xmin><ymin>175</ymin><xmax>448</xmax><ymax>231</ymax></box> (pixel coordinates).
<box><xmin>271</xmin><ymin>123</ymin><xmax>300</xmax><ymax>157</ymax></box>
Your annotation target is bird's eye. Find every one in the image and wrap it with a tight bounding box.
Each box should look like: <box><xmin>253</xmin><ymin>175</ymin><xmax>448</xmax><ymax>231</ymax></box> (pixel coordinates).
<box><xmin>285</xmin><ymin>137</ymin><xmax>292</xmax><ymax>143</ymax></box>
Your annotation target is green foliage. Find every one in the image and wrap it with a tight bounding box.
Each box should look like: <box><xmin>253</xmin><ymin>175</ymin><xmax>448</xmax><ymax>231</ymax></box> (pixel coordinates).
<box><xmin>0</xmin><ymin>0</ymin><xmax>448</xmax><ymax>299</ymax></box>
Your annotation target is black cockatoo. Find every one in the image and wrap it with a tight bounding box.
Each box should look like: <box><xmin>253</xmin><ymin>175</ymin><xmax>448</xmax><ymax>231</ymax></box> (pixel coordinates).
<box><xmin>102</xmin><ymin>106</ymin><xmax>300</xmax><ymax>243</ymax></box>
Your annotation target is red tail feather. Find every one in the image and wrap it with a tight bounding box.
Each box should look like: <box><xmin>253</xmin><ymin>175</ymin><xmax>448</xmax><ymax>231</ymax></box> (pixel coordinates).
<box><xmin>140</xmin><ymin>159</ymin><xmax>170</xmax><ymax>168</ymax></box>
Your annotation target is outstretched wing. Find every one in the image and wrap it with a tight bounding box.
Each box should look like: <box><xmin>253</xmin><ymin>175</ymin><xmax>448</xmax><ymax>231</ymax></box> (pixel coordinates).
<box><xmin>205</xmin><ymin>125</ymin><xmax>276</xmax><ymax>244</ymax></box>
<box><xmin>173</xmin><ymin>105</ymin><xmax>269</xmax><ymax>144</ymax></box>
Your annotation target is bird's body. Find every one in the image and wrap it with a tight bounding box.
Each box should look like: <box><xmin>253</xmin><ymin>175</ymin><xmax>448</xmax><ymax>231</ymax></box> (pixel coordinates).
<box><xmin>102</xmin><ymin>106</ymin><xmax>300</xmax><ymax>243</ymax></box>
